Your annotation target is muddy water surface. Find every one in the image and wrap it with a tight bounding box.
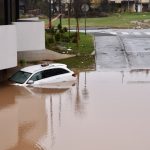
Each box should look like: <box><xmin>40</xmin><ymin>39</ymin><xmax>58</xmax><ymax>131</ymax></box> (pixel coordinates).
<box><xmin>1</xmin><ymin>70</ymin><xmax>150</xmax><ymax>150</ymax></box>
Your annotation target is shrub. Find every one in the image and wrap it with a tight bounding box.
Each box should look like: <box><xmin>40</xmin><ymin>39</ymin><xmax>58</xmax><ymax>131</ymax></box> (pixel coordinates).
<box><xmin>19</xmin><ymin>59</ymin><xmax>27</xmax><ymax>66</ymax></box>
<box><xmin>62</xmin><ymin>35</ymin><xmax>70</xmax><ymax>42</ymax></box>
<box><xmin>57</xmin><ymin>23</ymin><xmax>62</xmax><ymax>31</ymax></box>
<box><xmin>55</xmin><ymin>33</ymin><xmax>61</xmax><ymax>41</ymax></box>
<box><xmin>63</xmin><ymin>27</ymin><xmax>68</xmax><ymax>32</ymax></box>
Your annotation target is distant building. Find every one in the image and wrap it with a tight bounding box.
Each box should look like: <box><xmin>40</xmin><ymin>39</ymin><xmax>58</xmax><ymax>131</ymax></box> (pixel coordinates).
<box><xmin>90</xmin><ymin>0</ymin><xmax>101</xmax><ymax>8</ymax></box>
<box><xmin>109</xmin><ymin>0</ymin><xmax>150</xmax><ymax>12</ymax></box>
<box><xmin>90</xmin><ymin>0</ymin><xmax>150</xmax><ymax>12</ymax></box>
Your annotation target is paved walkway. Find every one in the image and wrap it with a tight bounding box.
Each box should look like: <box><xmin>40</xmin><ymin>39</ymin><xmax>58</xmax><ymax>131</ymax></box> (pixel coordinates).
<box><xmin>18</xmin><ymin>49</ymin><xmax>75</xmax><ymax>62</ymax></box>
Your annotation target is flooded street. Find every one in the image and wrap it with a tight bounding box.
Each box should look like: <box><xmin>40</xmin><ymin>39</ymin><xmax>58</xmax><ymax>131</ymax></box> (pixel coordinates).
<box><xmin>1</xmin><ymin>70</ymin><xmax>150</xmax><ymax>150</ymax></box>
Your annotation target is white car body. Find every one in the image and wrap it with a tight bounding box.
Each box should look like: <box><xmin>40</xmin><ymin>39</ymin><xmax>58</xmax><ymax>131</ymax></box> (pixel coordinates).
<box><xmin>9</xmin><ymin>63</ymin><xmax>77</xmax><ymax>87</ymax></box>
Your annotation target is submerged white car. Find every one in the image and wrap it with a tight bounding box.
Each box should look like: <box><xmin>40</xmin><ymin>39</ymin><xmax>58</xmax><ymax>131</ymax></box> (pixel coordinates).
<box><xmin>9</xmin><ymin>63</ymin><xmax>77</xmax><ymax>86</ymax></box>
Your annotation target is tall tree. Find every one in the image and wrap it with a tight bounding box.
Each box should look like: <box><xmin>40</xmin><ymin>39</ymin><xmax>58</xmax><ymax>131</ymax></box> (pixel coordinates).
<box><xmin>100</xmin><ymin>0</ymin><xmax>110</xmax><ymax>12</ymax></box>
<box><xmin>73</xmin><ymin>0</ymin><xmax>82</xmax><ymax>46</ymax></box>
<box><xmin>23</xmin><ymin>0</ymin><xmax>49</xmax><ymax>16</ymax></box>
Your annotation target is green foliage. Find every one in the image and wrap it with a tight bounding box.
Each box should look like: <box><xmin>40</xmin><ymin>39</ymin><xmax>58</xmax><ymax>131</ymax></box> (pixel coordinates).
<box><xmin>57</xmin><ymin>23</ymin><xmax>62</xmax><ymax>31</ymax></box>
<box><xmin>63</xmin><ymin>27</ymin><xmax>68</xmax><ymax>32</ymax></box>
<box><xmin>19</xmin><ymin>59</ymin><xmax>27</xmax><ymax>66</ymax></box>
<box><xmin>46</xmin><ymin>30</ymin><xmax>94</xmax><ymax>55</ymax></box>
<box><xmin>61</xmin><ymin>35</ymin><xmax>70</xmax><ymax>42</ymax></box>
<box><xmin>100</xmin><ymin>0</ymin><xmax>110</xmax><ymax>13</ymax></box>
<box><xmin>45</xmin><ymin>33</ymin><xmax>54</xmax><ymax>48</ymax></box>
<box><xmin>55</xmin><ymin>33</ymin><xmax>61</xmax><ymax>41</ymax></box>
<box><xmin>72</xmin><ymin>35</ymin><xmax>78</xmax><ymax>43</ymax></box>
<box><xmin>65</xmin><ymin>32</ymin><xmax>94</xmax><ymax>54</ymax></box>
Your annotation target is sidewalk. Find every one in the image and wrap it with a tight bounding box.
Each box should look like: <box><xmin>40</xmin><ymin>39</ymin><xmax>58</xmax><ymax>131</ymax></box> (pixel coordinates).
<box><xmin>18</xmin><ymin>49</ymin><xmax>75</xmax><ymax>62</ymax></box>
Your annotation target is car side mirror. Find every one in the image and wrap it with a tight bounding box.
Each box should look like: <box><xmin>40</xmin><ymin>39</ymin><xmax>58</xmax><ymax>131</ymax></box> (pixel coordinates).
<box><xmin>27</xmin><ymin>80</ymin><xmax>34</xmax><ymax>85</ymax></box>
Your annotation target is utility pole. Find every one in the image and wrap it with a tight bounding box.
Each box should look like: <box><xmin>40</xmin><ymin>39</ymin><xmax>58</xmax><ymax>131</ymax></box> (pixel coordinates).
<box><xmin>81</xmin><ymin>3</ymin><xmax>89</xmax><ymax>35</ymax></box>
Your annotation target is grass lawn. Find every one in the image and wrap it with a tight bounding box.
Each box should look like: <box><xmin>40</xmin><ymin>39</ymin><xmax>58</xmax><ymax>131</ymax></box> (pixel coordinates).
<box><xmin>46</xmin><ymin>31</ymin><xmax>95</xmax><ymax>70</ymax></box>
<box><xmin>42</xmin><ymin>12</ymin><xmax>150</xmax><ymax>28</ymax></box>
<box><xmin>65</xmin><ymin>32</ymin><xmax>94</xmax><ymax>55</ymax></box>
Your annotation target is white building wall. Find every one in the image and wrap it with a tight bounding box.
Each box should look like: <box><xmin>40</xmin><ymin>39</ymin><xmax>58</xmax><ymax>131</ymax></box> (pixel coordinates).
<box><xmin>0</xmin><ymin>25</ymin><xmax>17</xmax><ymax>70</ymax></box>
<box><xmin>14</xmin><ymin>21</ymin><xmax>45</xmax><ymax>51</ymax></box>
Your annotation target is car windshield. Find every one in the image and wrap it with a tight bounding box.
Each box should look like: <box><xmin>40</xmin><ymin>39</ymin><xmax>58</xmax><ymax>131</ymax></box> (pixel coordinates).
<box><xmin>9</xmin><ymin>71</ymin><xmax>32</xmax><ymax>84</ymax></box>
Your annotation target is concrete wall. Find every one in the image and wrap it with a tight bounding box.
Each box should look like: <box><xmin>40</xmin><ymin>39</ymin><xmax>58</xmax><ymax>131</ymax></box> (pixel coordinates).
<box><xmin>14</xmin><ymin>21</ymin><xmax>45</xmax><ymax>52</ymax></box>
<box><xmin>0</xmin><ymin>25</ymin><xmax>17</xmax><ymax>70</ymax></box>
<box><xmin>0</xmin><ymin>19</ymin><xmax>45</xmax><ymax>74</ymax></box>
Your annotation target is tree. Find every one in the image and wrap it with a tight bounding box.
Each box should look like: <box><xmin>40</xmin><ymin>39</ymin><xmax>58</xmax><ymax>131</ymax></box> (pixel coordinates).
<box><xmin>100</xmin><ymin>0</ymin><xmax>110</xmax><ymax>13</ymax></box>
<box><xmin>23</xmin><ymin>0</ymin><xmax>49</xmax><ymax>16</ymax></box>
<box><xmin>73</xmin><ymin>0</ymin><xmax>82</xmax><ymax>47</ymax></box>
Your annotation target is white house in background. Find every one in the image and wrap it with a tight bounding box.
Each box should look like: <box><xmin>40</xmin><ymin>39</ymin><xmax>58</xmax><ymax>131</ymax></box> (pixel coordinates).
<box><xmin>0</xmin><ymin>0</ymin><xmax>45</xmax><ymax>81</ymax></box>
<box><xmin>109</xmin><ymin>0</ymin><xmax>150</xmax><ymax>12</ymax></box>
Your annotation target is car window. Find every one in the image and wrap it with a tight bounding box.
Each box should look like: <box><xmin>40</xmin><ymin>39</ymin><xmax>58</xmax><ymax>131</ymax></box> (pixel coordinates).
<box><xmin>9</xmin><ymin>71</ymin><xmax>32</xmax><ymax>84</ymax></box>
<box><xmin>55</xmin><ymin>68</ymin><xmax>69</xmax><ymax>75</ymax></box>
<box><xmin>42</xmin><ymin>68</ymin><xmax>69</xmax><ymax>79</ymax></box>
<box><xmin>30</xmin><ymin>72</ymin><xmax>42</xmax><ymax>81</ymax></box>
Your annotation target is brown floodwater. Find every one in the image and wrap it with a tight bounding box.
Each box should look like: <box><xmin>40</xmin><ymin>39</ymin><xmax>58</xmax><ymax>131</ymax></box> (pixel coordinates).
<box><xmin>1</xmin><ymin>70</ymin><xmax>150</xmax><ymax>150</ymax></box>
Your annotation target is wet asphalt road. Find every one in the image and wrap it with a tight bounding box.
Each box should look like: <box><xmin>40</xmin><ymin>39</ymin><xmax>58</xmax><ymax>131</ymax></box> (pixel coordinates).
<box><xmin>93</xmin><ymin>29</ymin><xmax>150</xmax><ymax>71</ymax></box>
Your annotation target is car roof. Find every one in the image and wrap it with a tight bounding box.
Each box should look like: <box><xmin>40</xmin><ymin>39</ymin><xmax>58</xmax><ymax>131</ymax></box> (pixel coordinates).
<box><xmin>21</xmin><ymin>63</ymin><xmax>68</xmax><ymax>74</ymax></box>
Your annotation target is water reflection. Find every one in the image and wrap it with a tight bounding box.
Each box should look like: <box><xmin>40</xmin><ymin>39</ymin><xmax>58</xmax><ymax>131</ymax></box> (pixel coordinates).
<box><xmin>0</xmin><ymin>84</ymin><xmax>76</xmax><ymax>150</ymax></box>
<box><xmin>95</xmin><ymin>69</ymin><xmax>150</xmax><ymax>84</ymax></box>
<box><xmin>1</xmin><ymin>70</ymin><xmax>150</xmax><ymax>150</ymax></box>
<box><xmin>124</xmin><ymin>69</ymin><xmax>150</xmax><ymax>83</ymax></box>
<box><xmin>82</xmin><ymin>72</ymin><xmax>89</xmax><ymax>100</ymax></box>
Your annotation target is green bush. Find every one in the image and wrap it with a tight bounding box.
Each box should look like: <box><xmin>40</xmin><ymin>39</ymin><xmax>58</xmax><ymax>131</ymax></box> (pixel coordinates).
<box><xmin>63</xmin><ymin>27</ymin><xmax>68</xmax><ymax>32</ymax></box>
<box><xmin>19</xmin><ymin>59</ymin><xmax>27</xmax><ymax>66</ymax></box>
<box><xmin>55</xmin><ymin>33</ymin><xmax>61</xmax><ymax>41</ymax></box>
<box><xmin>72</xmin><ymin>36</ymin><xmax>78</xmax><ymax>43</ymax></box>
<box><xmin>57</xmin><ymin>23</ymin><xmax>62</xmax><ymax>31</ymax></box>
<box><xmin>48</xmin><ymin>37</ymin><xmax>55</xmax><ymax>43</ymax></box>
<box><xmin>62</xmin><ymin>35</ymin><xmax>70</xmax><ymax>42</ymax></box>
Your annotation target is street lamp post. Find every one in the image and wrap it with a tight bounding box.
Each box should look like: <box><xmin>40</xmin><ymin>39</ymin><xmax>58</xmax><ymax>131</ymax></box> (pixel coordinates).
<box><xmin>81</xmin><ymin>3</ymin><xmax>89</xmax><ymax>35</ymax></box>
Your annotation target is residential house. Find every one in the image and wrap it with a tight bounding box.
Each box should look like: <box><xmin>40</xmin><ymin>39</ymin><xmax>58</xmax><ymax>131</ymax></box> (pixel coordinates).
<box><xmin>90</xmin><ymin>0</ymin><xmax>149</xmax><ymax>12</ymax></box>
<box><xmin>109</xmin><ymin>0</ymin><xmax>150</xmax><ymax>12</ymax></box>
<box><xmin>90</xmin><ymin>0</ymin><xmax>101</xmax><ymax>8</ymax></box>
